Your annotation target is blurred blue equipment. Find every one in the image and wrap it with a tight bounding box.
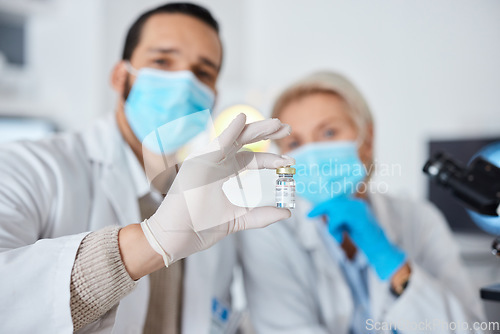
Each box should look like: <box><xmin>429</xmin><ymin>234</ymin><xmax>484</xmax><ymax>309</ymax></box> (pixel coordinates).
<box><xmin>423</xmin><ymin>141</ymin><xmax>500</xmax><ymax>252</ymax></box>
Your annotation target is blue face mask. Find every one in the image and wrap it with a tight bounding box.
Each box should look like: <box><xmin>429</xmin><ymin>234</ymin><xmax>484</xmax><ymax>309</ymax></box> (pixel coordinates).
<box><xmin>289</xmin><ymin>141</ymin><xmax>366</xmax><ymax>205</ymax></box>
<box><xmin>125</xmin><ymin>66</ymin><xmax>215</xmax><ymax>154</ymax></box>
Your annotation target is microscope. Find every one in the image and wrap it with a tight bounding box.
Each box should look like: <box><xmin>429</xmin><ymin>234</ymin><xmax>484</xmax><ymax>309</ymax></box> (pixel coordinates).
<box><xmin>423</xmin><ymin>141</ymin><xmax>500</xmax><ymax>301</ymax></box>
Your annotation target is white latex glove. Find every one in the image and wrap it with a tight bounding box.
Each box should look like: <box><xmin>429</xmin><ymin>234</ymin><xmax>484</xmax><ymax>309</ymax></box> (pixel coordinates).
<box><xmin>141</xmin><ymin>114</ymin><xmax>295</xmax><ymax>266</ymax></box>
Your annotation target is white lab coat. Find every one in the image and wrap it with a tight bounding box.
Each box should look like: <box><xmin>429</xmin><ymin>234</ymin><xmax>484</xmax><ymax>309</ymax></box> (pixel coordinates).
<box><xmin>0</xmin><ymin>115</ymin><xmax>236</xmax><ymax>334</ymax></box>
<box><xmin>238</xmin><ymin>195</ymin><xmax>486</xmax><ymax>334</ymax></box>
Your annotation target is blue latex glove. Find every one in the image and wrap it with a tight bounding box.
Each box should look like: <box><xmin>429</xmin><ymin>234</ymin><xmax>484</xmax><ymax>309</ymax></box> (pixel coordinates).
<box><xmin>308</xmin><ymin>197</ymin><xmax>406</xmax><ymax>280</ymax></box>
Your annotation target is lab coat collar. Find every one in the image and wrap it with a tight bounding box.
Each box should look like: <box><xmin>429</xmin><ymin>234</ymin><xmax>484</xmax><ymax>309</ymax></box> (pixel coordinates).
<box><xmin>123</xmin><ymin>143</ymin><xmax>152</xmax><ymax>199</ymax></box>
<box><xmin>293</xmin><ymin>193</ymin><xmax>396</xmax><ymax>324</ymax></box>
<box><xmin>368</xmin><ymin>192</ymin><xmax>404</xmax><ymax>246</ymax></box>
<box><xmin>88</xmin><ymin>113</ymin><xmax>162</xmax><ymax>200</ymax></box>
<box><xmin>292</xmin><ymin>198</ymin><xmax>323</xmax><ymax>251</ymax></box>
<box><xmin>291</xmin><ymin>197</ymin><xmax>354</xmax><ymax>331</ymax></box>
<box><xmin>82</xmin><ymin>113</ymin><xmax>122</xmax><ymax>167</ymax></box>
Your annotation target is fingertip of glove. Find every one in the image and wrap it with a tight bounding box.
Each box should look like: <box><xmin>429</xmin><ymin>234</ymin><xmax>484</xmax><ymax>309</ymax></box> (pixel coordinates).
<box><xmin>281</xmin><ymin>208</ymin><xmax>292</xmax><ymax>219</ymax></box>
<box><xmin>246</xmin><ymin>206</ymin><xmax>291</xmax><ymax>229</ymax></box>
<box><xmin>268</xmin><ymin>207</ymin><xmax>292</xmax><ymax>222</ymax></box>
<box><xmin>333</xmin><ymin>232</ymin><xmax>344</xmax><ymax>244</ymax></box>
<box><xmin>307</xmin><ymin>208</ymin><xmax>321</xmax><ymax>218</ymax></box>
<box><xmin>271</xmin><ymin>207</ymin><xmax>292</xmax><ymax>223</ymax></box>
<box><xmin>235</xmin><ymin>113</ymin><xmax>247</xmax><ymax>122</ymax></box>
<box><xmin>282</xmin><ymin>123</ymin><xmax>292</xmax><ymax>135</ymax></box>
<box><xmin>270</xmin><ymin>155</ymin><xmax>295</xmax><ymax>169</ymax></box>
<box><xmin>280</xmin><ymin>155</ymin><xmax>295</xmax><ymax>165</ymax></box>
<box><xmin>270</xmin><ymin>118</ymin><xmax>283</xmax><ymax>131</ymax></box>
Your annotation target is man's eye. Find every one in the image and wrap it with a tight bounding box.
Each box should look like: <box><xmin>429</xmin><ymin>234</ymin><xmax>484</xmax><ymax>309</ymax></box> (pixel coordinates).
<box><xmin>153</xmin><ymin>59</ymin><xmax>169</xmax><ymax>66</ymax></box>
<box><xmin>324</xmin><ymin>128</ymin><xmax>336</xmax><ymax>138</ymax></box>
<box><xmin>288</xmin><ymin>141</ymin><xmax>300</xmax><ymax>150</ymax></box>
<box><xmin>196</xmin><ymin>70</ymin><xmax>213</xmax><ymax>81</ymax></box>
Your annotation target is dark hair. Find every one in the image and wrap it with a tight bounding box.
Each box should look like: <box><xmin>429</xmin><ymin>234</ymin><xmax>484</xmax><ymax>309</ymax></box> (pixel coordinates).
<box><xmin>121</xmin><ymin>2</ymin><xmax>220</xmax><ymax>61</ymax></box>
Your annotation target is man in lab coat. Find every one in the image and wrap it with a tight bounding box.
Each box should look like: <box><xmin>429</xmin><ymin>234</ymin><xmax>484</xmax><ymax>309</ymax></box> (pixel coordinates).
<box><xmin>0</xmin><ymin>3</ymin><xmax>293</xmax><ymax>333</ymax></box>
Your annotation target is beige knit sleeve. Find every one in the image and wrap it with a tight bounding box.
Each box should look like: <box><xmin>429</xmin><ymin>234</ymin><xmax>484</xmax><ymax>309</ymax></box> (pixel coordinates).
<box><xmin>70</xmin><ymin>226</ymin><xmax>138</xmax><ymax>331</ymax></box>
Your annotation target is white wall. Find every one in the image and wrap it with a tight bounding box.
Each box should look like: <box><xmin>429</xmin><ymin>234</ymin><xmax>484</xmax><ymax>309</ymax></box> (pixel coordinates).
<box><xmin>241</xmin><ymin>0</ymin><xmax>500</xmax><ymax>199</ymax></box>
<box><xmin>25</xmin><ymin>0</ymin><xmax>105</xmax><ymax>130</ymax></box>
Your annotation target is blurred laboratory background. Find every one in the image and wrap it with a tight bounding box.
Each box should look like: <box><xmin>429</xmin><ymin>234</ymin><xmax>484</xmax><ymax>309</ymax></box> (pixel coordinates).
<box><xmin>1</xmin><ymin>0</ymin><xmax>500</xmax><ymax>318</ymax></box>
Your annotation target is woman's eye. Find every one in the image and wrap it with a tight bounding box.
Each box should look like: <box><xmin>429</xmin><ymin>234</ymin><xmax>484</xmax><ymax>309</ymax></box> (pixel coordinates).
<box><xmin>324</xmin><ymin>128</ymin><xmax>336</xmax><ymax>138</ymax></box>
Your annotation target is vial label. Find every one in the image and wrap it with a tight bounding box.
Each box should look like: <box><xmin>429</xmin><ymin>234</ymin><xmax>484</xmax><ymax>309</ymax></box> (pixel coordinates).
<box><xmin>276</xmin><ymin>184</ymin><xmax>296</xmax><ymax>209</ymax></box>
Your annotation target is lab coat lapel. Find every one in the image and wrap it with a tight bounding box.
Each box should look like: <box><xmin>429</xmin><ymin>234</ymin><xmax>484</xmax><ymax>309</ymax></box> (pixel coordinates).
<box><xmin>310</xmin><ymin>242</ymin><xmax>353</xmax><ymax>333</ymax></box>
<box><xmin>83</xmin><ymin>114</ymin><xmax>141</xmax><ymax>227</ymax></box>
<box><xmin>368</xmin><ymin>266</ymin><xmax>392</xmax><ymax>322</ymax></box>
<box><xmin>369</xmin><ymin>193</ymin><xmax>402</xmax><ymax>246</ymax></box>
<box><xmin>294</xmin><ymin>200</ymin><xmax>353</xmax><ymax>332</ymax></box>
<box><xmin>101</xmin><ymin>164</ymin><xmax>140</xmax><ymax>227</ymax></box>
<box><xmin>367</xmin><ymin>193</ymin><xmax>400</xmax><ymax>321</ymax></box>
<box><xmin>182</xmin><ymin>247</ymin><xmax>219</xmax><ymax>334</ymax></box>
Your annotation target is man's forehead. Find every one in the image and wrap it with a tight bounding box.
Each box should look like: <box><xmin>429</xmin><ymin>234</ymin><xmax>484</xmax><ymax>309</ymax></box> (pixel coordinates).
<box><xmin>137</xmin><ymin>13</ymin><xmax>222</xmax><ymax>66</ymax></box>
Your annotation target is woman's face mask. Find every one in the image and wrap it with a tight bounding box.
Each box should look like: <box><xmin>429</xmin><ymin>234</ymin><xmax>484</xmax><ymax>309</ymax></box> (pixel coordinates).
<box><xmin>289</xmin><ymin>141</ymin><xmax>366</xmax><ymax>205</ymax></box>
<box><xmin>276</xmin><ymin>93</ymin><xmax>372</xmax><ymax>205</ymax></box>
<box><xmin>124</xmin><ymin>65</ymin><xmax>215</xmax><ymax>154</ymax></box>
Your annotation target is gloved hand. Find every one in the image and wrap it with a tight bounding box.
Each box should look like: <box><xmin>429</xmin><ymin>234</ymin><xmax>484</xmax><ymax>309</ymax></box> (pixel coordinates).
<box><xmin>141</xmin><ymin>113</ymin><xmax>295</xmax><ymax>266</ymax></box>
<box><xmin>308</xmin><ymin>196</ymin><xmax>406</xmax><ymax>280</ymax></box>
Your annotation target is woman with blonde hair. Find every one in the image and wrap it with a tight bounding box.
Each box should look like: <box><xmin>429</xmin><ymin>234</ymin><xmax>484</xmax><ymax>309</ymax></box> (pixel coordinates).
<box><xmin>238</xmin><ymin>71</ymin><xmax>485</xmax><ymax>333</ymax></box>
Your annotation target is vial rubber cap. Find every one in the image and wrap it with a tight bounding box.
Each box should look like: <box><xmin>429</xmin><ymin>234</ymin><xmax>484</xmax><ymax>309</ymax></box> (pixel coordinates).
<box><xmin>276</xmin><ymin>166</ymin><xmax>296</xmax><ymax>175</ymax></box>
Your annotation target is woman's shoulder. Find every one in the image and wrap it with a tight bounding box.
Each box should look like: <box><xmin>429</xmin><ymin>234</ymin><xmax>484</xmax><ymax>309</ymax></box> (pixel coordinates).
<box><xmin>371</xmin><ymin>192</ymin><xmax>455</xmax><ymax>253</ymax></box>
<box><xmin>372</xmin><ymin>192</ymin><xmax>446</xmax><ymax>223</ymax></box>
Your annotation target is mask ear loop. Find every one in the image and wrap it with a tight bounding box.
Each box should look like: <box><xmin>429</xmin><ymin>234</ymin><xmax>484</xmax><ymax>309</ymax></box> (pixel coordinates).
<box><xmin>124</xmin><ymin>61</ymin><xmax>139</xmax><ymax>76</ymax></box>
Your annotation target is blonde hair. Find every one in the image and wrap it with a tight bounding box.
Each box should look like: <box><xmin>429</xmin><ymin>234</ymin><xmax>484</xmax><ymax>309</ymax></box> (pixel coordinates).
<box><xmin>272</xmin><ymin>71</ymin><xmax>373</xmax><ymax>141</ymax></box>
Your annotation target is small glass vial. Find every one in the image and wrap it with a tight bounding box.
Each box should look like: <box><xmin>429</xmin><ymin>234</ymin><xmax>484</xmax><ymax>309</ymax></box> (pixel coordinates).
<box><xmin>276</xmin><ymin>166</ymin><xmax>296</xmax><ymax>209</ymax></box>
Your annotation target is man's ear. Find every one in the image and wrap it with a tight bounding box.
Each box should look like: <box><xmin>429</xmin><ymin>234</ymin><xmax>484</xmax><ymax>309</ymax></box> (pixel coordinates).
<box><xmin>110</xmin><ymin>61</ymin><xmax>128</xmax><ymax>95</ymax></box>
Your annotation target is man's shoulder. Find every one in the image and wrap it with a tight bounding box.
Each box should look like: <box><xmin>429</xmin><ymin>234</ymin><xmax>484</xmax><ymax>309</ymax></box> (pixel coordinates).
<box><xmin>0</xmin><ymin>115</ymin><xmax>117</xmax><ymax>179</ymax></box>
<box><xmin>0</xmin><ymin>133</ymin><xmax>86</xmax><ymax>186</ymax></box>
<box><xmin>1</xmin><ymin>130</ymin><xmax>81</xmax><ymax>161</ymax></box>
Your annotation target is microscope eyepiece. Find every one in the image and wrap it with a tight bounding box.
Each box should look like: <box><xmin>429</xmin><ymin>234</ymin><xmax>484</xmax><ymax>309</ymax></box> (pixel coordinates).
<box><xmin>423</xmin><ymin>152</ymin><xmax>500</xmax><ymax>217</ymax></box>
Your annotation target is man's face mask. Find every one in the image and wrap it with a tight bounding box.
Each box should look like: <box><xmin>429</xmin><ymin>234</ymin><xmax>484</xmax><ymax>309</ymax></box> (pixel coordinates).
<box><xmin>289</xmin><ymin>141</ymin><xmax>366</xmax><ymax>206</ymax></box>
<box><xmin>124</xmin><ymin>63</ymin><xmax>215</xmax><ymax>154</ymax></box>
